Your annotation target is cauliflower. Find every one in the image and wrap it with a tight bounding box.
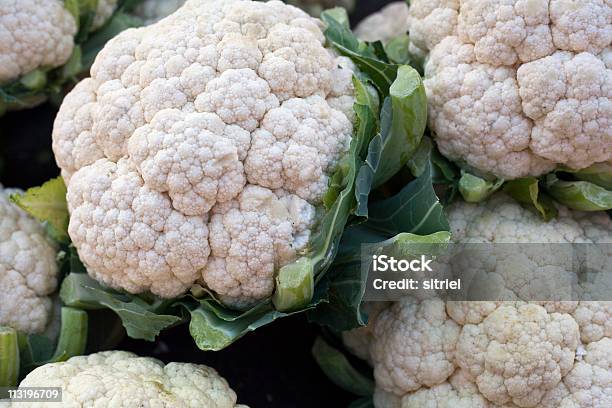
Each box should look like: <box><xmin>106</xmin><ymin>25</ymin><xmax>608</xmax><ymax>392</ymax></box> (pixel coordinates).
<box><xmin>340</xmin><ymin>195</ymin><xmax>611</xmax><ymax>408</ymax></box>
<box><xmin>0</xmin><ymin>0</ymin><xmax>77</xmax><ymax>84</ymax></box>
<box><xmin>419</xmin><ymin>0</ymin><xmax>611</xmax><ymax>180</ymax></box>
<box><xmin>455</xmin><ymin>303</ymin><xmax>580</xmax><ymax>407</ymax></box>
<box><xmin>13</xmin><ymin>351</ymin><xmax>245</xmax><ymax>408</ymax></box>
<box><xmin>52</xmin><ymin>0</ymin><xmax>355</xmax><ymax>308</ymax></box>
<box><xmin>342</xmin><ymin>302</ymin><xmax>390</xmax><ymax>362</ymax></box>
<box><xmin>369</xmin><ymin>298</ymin><xmax>461</xmax><ymax>396</ymax></box>
<box><xmin>354</xmin><ymin>2</ymin><xmax>411</xmax><ymax>44</ymax></box>
<box><xmin>407</xmin><ymin>0</ymin><xmax>459</xmax><ymax>54</ymax></box>
<box><xmin>0</xmin><ymin>186</ymin><xmax>58</xmax><ymax>334</ymax></box>
<box><xmin>92</xmin><ymin>0</ymin><xmax>119</xmax><ymax>31</ymax></box>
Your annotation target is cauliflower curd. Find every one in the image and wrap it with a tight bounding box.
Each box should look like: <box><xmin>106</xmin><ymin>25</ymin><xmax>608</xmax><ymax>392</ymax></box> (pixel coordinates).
<box><xmin>0</xmin><ymin>186</ymin><xmax>58</xmax><ymax>334</ymax></box>
<box><xmin>344</xmin><ymin>195</ymin><xmax>611</xmax><ymax>408</ymax></box>
<box><xmin>407</xmin><ymin>0</ymin><xmax>612</xmax><ymax>180</ymax></box>
<box><xmin>15</xmin><ymin>351</ymin><xmax>245</xmax><ymax>408</ymax></box>
<box><xmin>52</xmin><ymin>0</ymin><xmax>355</xmax><ymax>307</ymax></box>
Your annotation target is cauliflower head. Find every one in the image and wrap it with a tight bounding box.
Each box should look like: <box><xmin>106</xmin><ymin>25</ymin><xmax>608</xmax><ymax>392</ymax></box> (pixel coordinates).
<box><xmin>15</xmin><ymin>351</ymin><xmax>244</xmax><ymax>408</ymax></box>
<box><xmin>354</xmin><ymin>2</ymin><xmax>411</xmax><ymax>44</ymax></box>
<box><xmin>0</xmin><ymin>186</ymin><xmax>58</xmax><ymax>334</ymax></box>
<box><xmin>455</xmin><ymin>303</ymin><xmax>580</xmax><ymax>407</ymax></box>
<box><xmin>53</xmin><ymin>0</ymin><xmax>355</xmax><ymax>307</ymax></box>
<box><xmin>420</xmin><ymin>0</ymin><xmax>611</xmax><ymax>179</ymax></box>
<box><xmin>0</xmin><ymin>0</ymin><xmax>77</xmax><ymax>84</ymax></box>
<box><xmin>369</xmin><ymin>298</ymin><xmax>461</xmax><ymax>396</ymax></box>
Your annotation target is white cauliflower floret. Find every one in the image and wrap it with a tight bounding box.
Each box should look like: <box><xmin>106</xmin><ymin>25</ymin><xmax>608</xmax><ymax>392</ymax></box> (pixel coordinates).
<box><xmin>15</xmin><ymin>351</ymin><xmax>243</xmax><ymax>408</ymax></box>
<box><xmin>286</xmin><ymin>0</ymin><xmax>355</xmax><ymax>17</ymax></box>
<box><xmin>455</xmin><ymin>303</ymin><xmax>580</xmax><ymax>407</ymax></box>
<box><xmin>400</xmin><ymin>369</ymin><xmax>491</xmax><ymax>408</ymax></box>
<box><xmin>572</xmin><ymin>302</ymin><xmax>611</xmax><ymax>344</ymax></box>
<box><xmin>424</xmin><ymin>37</ymin><xmax>554</xmax><ymax>180</ymax></box>
<box><xmin>0</xmin><ymin>187</ymin><xmax>58</xmax><ymax>334</ymax></box>
<box><xmin>370</xmin><ymin>298</ymin><xmax>461</xmax><ymax>396</ymax></box>
<box><xmin>421</xmin><ymin>1</ymin><xmax>612</xmax><ymax>179</ymax></box>
<box><xmin>53</xmin><ymin>0</ymin><xmax>355</xmax><ymax>304</ymax></box>
<box><xmin>202</xmin><ymin>185</ymin><xmax>315</xmax><ymax>308</ymax></box>
<box><xmin>457</xmin><ymin>0</ymin><xmax>555</xmax><ymax>66</ymax></box>
<box><xmin>407</xmin><ymin>0</ymin><xmax>459</xmax><ymax>54</ymax></box>
<box><xmin>517</xmin><ymin>51</ymin><xmax>611</xmax><ymax>170</ymax></box>
<box><xmin>67</xmin><ymin>159</ymin><xmax>211</xmax><ymax>299</ymax></box>
<box><xmin>550</xmin><ymin>0</ymin><xmax>612</xmax><ymax>55</ymax></box>
<box><xmin>560</xmin><ymin>338</ymin><xmax>612</xmax><ymax>407</ymax></box>
<box><xmin>132</xmin><ymin>0</ymin><xmax>187</xmax><ymax>25</ymax></box>
<box><xmin>0</xmin><ymin>0</ymin><xmax>77</xmax><ymax>83</ymax></box>
<box><xmin>354</xmin><ymin>2</ymin><xmax>411</xmax><ymax>44</ymax></box>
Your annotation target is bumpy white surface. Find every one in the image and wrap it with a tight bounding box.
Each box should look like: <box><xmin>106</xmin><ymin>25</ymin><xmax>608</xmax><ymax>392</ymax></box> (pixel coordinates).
<box><xmin>132</xmin><ymin>0</ymin><xmax>187</xmax><ymax>25</ymax></box>
<box><xmin>354</xmin><ymin>2</ymin><xmax>410</xmax><ymax>43</ymax></box>
<box><xmin>0</xmin><ymin>187</ymin><xmax>58</xmax><ymax>334</ymax></box>
<box><xmin>370</xmin><ymin>298</ymin><xmax>461</xmax><ymax>396</ymax></box>
<box><xmin>350</xmin><ymin>196</ymin><xmax>611</xmax><ymax>408</ymax></box>
<box><xmin>0</xmin><ymin>0</ymin><xmax>77</xmax><ymax>83</ymax></box>
<box><xmin>16</xmin><ymin>351</ymin><xmax>243</xmax><ymax>408</ymax></box>
<box><xmin>53</xmin><ymin>0</ymin><xmax>354</xmax><ymax>305</ymax></box>
<box><xmin>456</xmin><ymin>303</ymin><xmax>580</xmax><ymax>407</ymax></box>
<box><xmin>407</xmin><ymin>0</ymin><xmax>459</xmax><ymax>53</ymax></box>
<box><xmin>418</xmin><ymin>0</ymin><xmax>612</xmax><ymax>179</ymax></box>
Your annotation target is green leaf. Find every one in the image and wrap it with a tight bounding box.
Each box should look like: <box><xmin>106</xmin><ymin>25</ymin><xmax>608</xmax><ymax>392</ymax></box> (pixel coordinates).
<box><xmin>366</xmin><ymin>163</ymin><xmax>450</xmax><ymax>236</ymax></box>
<box><xmin>384</xmin><ymin>34</ymin><xmax>425</xmax><ymax>75</ymax></box>
<box><xmin>373</xmin><ymin>66</ymin><xmax>427</xmax><ymax>187</ymax></box>
<box><xmin>60</xmin><ymin>273</ymin><xmax>181</xmax><ymax>341</ymax></box>
<box><xmin>185</xmin><ymin>296</ymin><xmax>324</xmax><ymax>351</ymax></box>
<box><xmin>10</xmin><ymin>177</ymin><xmax>70</xmax><ymax>243</ymax></box>
<box><xmin>545</xmin><ymin>175</ymin><xmax>612</xmax><ymax>212</ymax></box>
<box><xmin>321</xmin><ymin>10</ymin><xmax>398</xmax><ymax>94</ymax></box>
<box><xmin>503</xmin><ymin>177</ymin><xmax>558</xmax><ymax>221</ymax></box>
<box><xmin>0</xmin><ymin>327</ymin><xmax>19</xmax><ymax>387</ymax></box>
<box><xmin>322</xmin><ymin>7</ymin><xmax>350</xmax><ymax>28</ymax></box>
<box><xmin>559</xmin><ymin>162</ymin><xmax>612</xmax><ymax>190</ymax></box>
<box><xmin>60</xmin><ymin>46</ymin><xmax>83</xmax><ymax>80</ymax></box>
<box><xmin>459</xmin><ymin>171</ymin><xmax>503</xmax><ymax>203</ymax></box>
<box><xmin>349</xmin><ymin>397</ymin><xmax>375</xmax><ymax>408</ymax></box>
<box><xmin>355</xmin><ymin>66</ymin><xmax>427</xmax><ymax>215</ymax></box>
<box><xmin>311</xmin><ymin>336</ymin><xmax>374</xmax><ymax>396</ymax></box>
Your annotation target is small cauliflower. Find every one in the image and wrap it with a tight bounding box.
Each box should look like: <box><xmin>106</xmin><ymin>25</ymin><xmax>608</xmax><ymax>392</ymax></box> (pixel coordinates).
<box><xmin>407</xmin><ymin>0</ymin><xmax>459</xmax><ymax>54</ymax></box>
<box><xmin>0</xmin><ymin>0</ymin><xmax>77</xmax><ymax>84</ymax></box>
<box><xmin>0</xmin><ymin>186</ymin><xmax>58</xmax><ymax>334</ymax></box>
<box><xmin>354</xmin><ymin>2</ymin><xmax>411</xmax><ymax>44</ymax></box>
<box><xmin>455</xmin><ymin>303</ymin><xmax>580</xmax><ymax>407</ymax></box>
<box><xmin>14</xmin><ymin>351</ymin><xmax>245</xmax><ymax>408</ymax></box>
<box><xmin>53</xmin><ymin>0</ymin><xmax>356</xmax><ymax>307</ymax></box>
<box><xmin>419</xmin><ymin>0</ymin><xmax>611</xmax><ymax>180</ymax></box>
<box><xmin>370</xmin><ymin>298</ymin><xmax>461</xmax><ymax>396</ymax></box>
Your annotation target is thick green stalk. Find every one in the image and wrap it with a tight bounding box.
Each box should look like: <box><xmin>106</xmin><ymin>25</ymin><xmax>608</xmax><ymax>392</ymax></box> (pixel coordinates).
<box><xmin>0</xmin><ymin>326</ymin><xmax>19</xmax><ymax>387</ymax></box>
<box><xmin>50</xmin><ymin>307</ymin><xmax>88</xmax><ymax>362</ymax></box>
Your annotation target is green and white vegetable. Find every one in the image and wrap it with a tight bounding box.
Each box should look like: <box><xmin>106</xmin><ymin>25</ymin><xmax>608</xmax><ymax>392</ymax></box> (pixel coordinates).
<box><xmin>315</xmin><ymin>194</ymin><xmax>611</xmax><ymax>408</ymax></box>
<box><xmin>19</xmin><ymin>0</ymin><xmax>438</xmax><ymax>351</ymax></box>
<box><xmin>0</xmin><ymin>183</ymin><xmax>88</xmax><ymax>387</ymax></box>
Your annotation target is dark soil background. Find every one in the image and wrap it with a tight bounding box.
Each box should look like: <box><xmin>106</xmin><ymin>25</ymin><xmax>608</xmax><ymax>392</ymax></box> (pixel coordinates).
<box><xmin>0</xmin><ymin>1</ymin><xmax>398</xmax><ymax>407</ymax></box>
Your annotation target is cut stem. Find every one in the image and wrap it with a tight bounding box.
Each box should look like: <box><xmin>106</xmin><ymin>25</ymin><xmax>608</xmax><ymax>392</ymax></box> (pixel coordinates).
<box><xmin>50</xmin><ymin>307</ymin><xmax>88</xmax><ymax>362</ymax></box>
<box><xmin>0</xmin><ymin>326</ymin><xmax>20</xmax><ymax>387</ymax></box>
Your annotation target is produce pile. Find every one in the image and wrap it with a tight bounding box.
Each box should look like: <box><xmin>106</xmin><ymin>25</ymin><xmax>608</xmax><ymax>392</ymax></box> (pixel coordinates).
<box><xmin>0</xmin><ymin>0</ymin><xmax>609</xmax><ymax>407</ymax></box>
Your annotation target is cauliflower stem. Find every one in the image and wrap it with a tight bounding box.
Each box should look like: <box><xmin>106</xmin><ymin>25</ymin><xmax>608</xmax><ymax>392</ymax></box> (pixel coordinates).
<box><xmin>0</xmin><ymin>327</ymin><xmax>19</xmax><ymax>388</ymax></box>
